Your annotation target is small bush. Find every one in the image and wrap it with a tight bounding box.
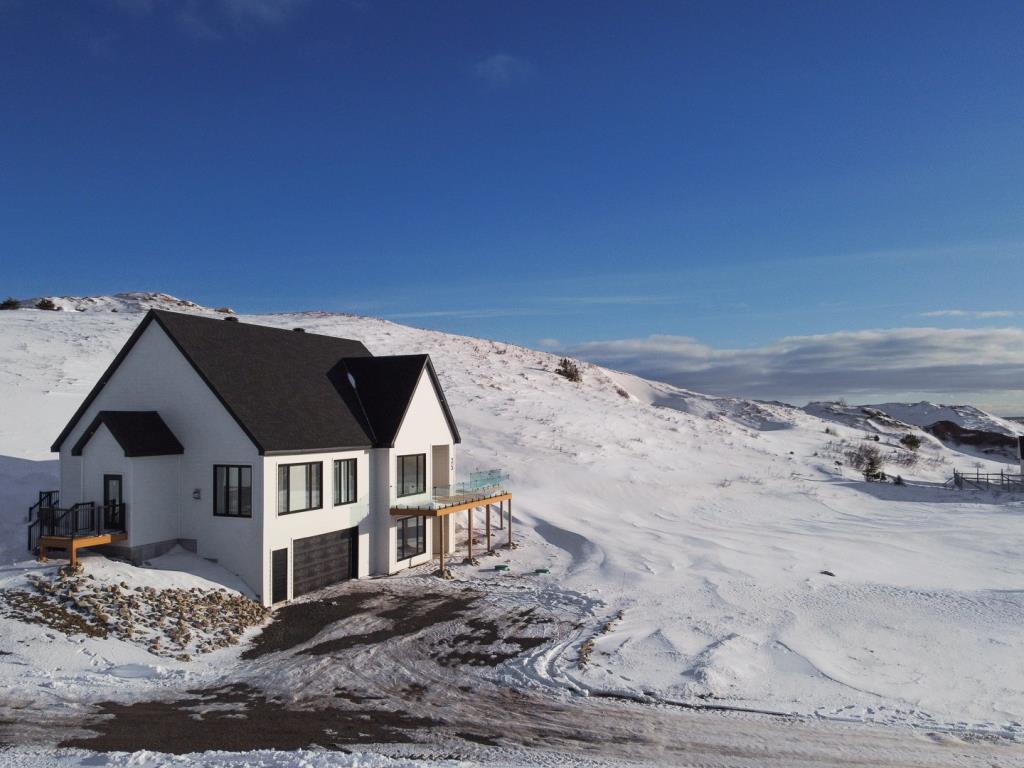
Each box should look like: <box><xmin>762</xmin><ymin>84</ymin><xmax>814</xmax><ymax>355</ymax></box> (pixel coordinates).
<box><xmin>872</xmin><ymin>434</ymin><xmax>880</xmax><ymax>442</ymax></box>
<box><xmin>0</xmin><ymin>297</ymin><xmax>19</xmax><ymax>310</ymax></box>
<box><xmin>899</xmin><ymin>433</ymin><xmax>921</xmax><ymax>452</ymax></box>
<box><xmin>847</xmin><ymin>443</ymin><xmax>884</xmax><ymax>481</ymax></box>
<box><xmin>615</xmin><ymin>387</ymin><xmax>629</xmax><ymax>399</ymax></box>
<box><xmin>35</xmin><ymin>298</ymin><xmax>58</xmax><ymax>311</ymax></box>
<box><xmin>894</xmin><ymin>474</ymin><xmax>905</xmax><ymax>486</ymax></box>
<box><xmin>555</xmin><ymin>358</ymin><xmax>582</xmax><ymax>383</ymax></box>
<box><xmin>214</xmin><ymin>307</ymin><xmax>235</xmax><ymax>314</ymax></box>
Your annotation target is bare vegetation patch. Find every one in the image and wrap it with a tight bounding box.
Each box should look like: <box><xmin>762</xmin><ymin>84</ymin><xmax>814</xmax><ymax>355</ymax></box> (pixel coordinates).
<box><xmin>554</xmin><ymin>357</ymin><xmax>583</xmax><ymax>383</ymax></box>
<box><xmin>8</xmin><ymin>572</ymin><xmax>269</xmax><ymax>660</ymax></box>
<box><xmin>0</xmin><ymin>589</ymin><xmax>108</xmax><ymax>639</ymax></box>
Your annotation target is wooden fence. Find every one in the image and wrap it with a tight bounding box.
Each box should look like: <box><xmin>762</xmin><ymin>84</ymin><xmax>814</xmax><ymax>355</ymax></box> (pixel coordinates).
<box><xmin>947</xmin><ymin>469</ymin><xmax>1024</xmax><ymax>491</ymax></box>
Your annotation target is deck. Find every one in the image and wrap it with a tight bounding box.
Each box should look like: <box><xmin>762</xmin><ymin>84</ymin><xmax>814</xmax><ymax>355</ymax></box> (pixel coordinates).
<box><xmin>39</xmin><ymin>532</ymin><xmax>128</xmax><ymax>567</ymax></box>
<box><xmin>27</xmin><ymin>492</ymin><xmax>127</xmax><ymax>567</ymax></box>
<box><xmin>389</xmin><ymin>473</ymin><xmax>512</xmax><ymax>572</ymax></box>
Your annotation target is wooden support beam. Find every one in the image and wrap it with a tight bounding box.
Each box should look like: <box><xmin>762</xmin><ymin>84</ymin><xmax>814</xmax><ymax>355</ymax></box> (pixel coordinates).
<box><xmin>467</xmin><ymin>507</ymin><xmax>473</xmax><ymax>561</ymax></box>
<box><xmin>436</xmin><ymin>517</ymin><xmax>442</xmax><ymax>573</ymax></box>
<box><xmin>486</xmin><ymin>504</ymin><xmax>492</xmax><ymax>552</ymax></box>
<box><xmin>508</xmin><ymin>499</ymin><xmax>513</xmax><ymax>548</ymax></box>
<box><xmin>37</xmin><ymin>533</ymin><xmax>126</xmax><ymax>566</ymax></box>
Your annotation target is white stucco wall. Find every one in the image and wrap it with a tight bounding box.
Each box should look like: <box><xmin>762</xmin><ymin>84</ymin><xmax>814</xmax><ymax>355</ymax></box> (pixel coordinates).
<box><xmin>78</xmin><ymin>424</ymin><xmax>129</xmax><ymax>530</ymax></box>
<box><xmin>76</xmin><ymin>424</ymin><xmax>179</xmax><ymax>547</ymax></box>
<box><xmin>384</xmin><ymin>368</ymin><xmax>457</xmax><ymax>574</ymax></box>
<box><xmin>261</xmin><ymin>449</ymin><xmax>371</xmax><ymax>603</ymax></box>
<box><xmin>57</xmin><ymin>321</ymin><xmax>263</xmax><ymax>597</ymax></box>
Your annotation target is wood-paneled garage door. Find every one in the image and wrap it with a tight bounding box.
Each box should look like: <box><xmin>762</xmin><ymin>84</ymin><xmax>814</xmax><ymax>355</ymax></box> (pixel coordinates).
<box><xmin>292</xmin><ymin>528</ymin><xmax>357</xmax><ymax>598</ymax></box>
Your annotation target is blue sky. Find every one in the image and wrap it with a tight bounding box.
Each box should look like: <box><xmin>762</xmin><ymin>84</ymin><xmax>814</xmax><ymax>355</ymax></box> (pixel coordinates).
<box><xmin>2</xmin><ymin>1</ymin><xmax>1023</xmax><ymax>409</ymax></box>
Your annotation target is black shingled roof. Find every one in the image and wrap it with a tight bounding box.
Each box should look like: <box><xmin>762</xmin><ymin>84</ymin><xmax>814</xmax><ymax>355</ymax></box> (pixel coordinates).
<box><xmin>343</xmin><ymin>355</ymin><xmax>461</xmax><ymax>447</ymax></box>
<box><xmin>52</xmin><ymin>310</ymin><xmax>460</xmax><ymax>454</ymax></box>
<box><xmin>72</xmin><ymin>411</ymin><xmax>184</xmax><ymax>457</ymax></box>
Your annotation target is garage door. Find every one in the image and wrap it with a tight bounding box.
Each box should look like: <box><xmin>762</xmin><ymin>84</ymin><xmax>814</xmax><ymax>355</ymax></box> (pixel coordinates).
<box><xmin>292</xmin><ymin>528</ymin><xmax>357</xmax><ymax>598</ymax></box>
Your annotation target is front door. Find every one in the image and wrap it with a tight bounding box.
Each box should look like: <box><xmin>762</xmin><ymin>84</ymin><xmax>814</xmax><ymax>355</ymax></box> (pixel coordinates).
<box><xmin>271</xmin><ymin>548</ymin><xmax>288</xmax><ymax>603</ymax></box>
<box><xmin>103</xmin><ymin>474</ymin><xmax>123</xmax><ymax>507</ymax></box>
<box><xmin>103</xmin><ymin>474</ymin><xmax>124</xmax><ymax>530</ymax></box>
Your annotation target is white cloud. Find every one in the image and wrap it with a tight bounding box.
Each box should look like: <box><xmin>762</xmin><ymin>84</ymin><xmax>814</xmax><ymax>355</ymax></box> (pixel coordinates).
<box><xmin>218</xmin><ymin>0</ymin><xmax>309</xmax><ymax>27</ymax></box>
<box><xmin>569</xmin><ymin>326</ymin><xmax>1024</xmax><ymax>406</ymax></box>
<box><xmin>474</xmin><ymin>54</ymin><xmax>534</xmax><ymax>87</ymax></box>
<box><xmin>921</xmin><ymin>309</ymin><xmax>1018</xmax><ymax>318</ymax></box>
<box><xmin>537</xmin><ymin>338</ymin><xmax>561</xmax><ymax>349</ymax></box>
<box><xmin>99</xmin><ymin>0</ymin><xmax>310</xmax><ymax>41</ymax></box>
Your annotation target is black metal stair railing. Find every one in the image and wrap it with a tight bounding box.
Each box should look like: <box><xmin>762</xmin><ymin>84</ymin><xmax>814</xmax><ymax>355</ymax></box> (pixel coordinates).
<box><xmin>103</xmin><ymin>502</ymin><xmax>126</xmax><ymax>531</ymax></box>
<box><xmin>26</xmin><ymin>490</ymin><xmax>128</xmax><ymax>554</ymax></box>
<box><xmin>26</xmin><ymin>490</ymin><xmax>59</xmax><ymax>554</ymax></box>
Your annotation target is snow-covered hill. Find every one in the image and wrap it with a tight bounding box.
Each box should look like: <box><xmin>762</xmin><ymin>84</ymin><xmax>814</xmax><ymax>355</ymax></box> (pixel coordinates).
<box><xmin>6</xmin><ymin>291</ymin><xmax>219</xmax><ymax>314</ymax></box>
<box><xmin>862</xmin><ymin>400</ymin><xmax>1024</xmax><ymax>436</ymax></box>
<box><xmin>1</xmin><ymin>296</ymin><xmax>1023</xmax><ymax>739</ymax></box>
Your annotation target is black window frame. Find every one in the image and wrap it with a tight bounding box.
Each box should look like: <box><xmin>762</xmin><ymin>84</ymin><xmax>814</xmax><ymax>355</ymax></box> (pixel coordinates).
<box><xmin>333</xmin><ymin>458</ymin><xmax>357</xmax><ymax>506</ymax></box>
<box><xmin>277</xmin><ymin>461</ymin><xmax>323</xmax><ymax>515</ymax></box>
<box><xmin>396</xmin><ymin>515</ymin><xmax>427</xmax><ymax>561</ymax></box>
<box><xmin>213</xmin><ymin>464</ymin><xmax>253</xmax><ymax>518</ymax></box>
<box><xmin>397</xmin><ymin>453</ymin><xmax>426</xmax><ymax>498</ymax></box>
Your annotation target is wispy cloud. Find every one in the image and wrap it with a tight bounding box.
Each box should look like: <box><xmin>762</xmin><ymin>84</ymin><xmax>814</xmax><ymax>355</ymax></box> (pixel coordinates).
<box><xmin>385</xmin><ymin>307</ymin><xmax>550</xmax><ymax>321</ymax></box>
<box><xmin>548</xmin><ymin>295</ymin><xmax>674</xmax><ymax>307</ymax></box>
<box><xmin>217</xmin><ymin>0</ymin><xmax>309</xmax><ymax>27</ymax></box>
<box><xmin>474</xmin><ymin>53</ymin><xmax>534</xmax><ymax>87</ymax></box>
<box><xmin>95</xmin><ymin>0</ymin><xmax>311</xmax><ymax>43</ymax></box>
<box><xmin>570</xmin><ymin>326</ymin><xmax>1024</xmax><ymax>405</ymax></box>
<box><xmin>921</xmin><ymin>309</ymin><xmax>1019</xmax><ymax>318</ymax></box>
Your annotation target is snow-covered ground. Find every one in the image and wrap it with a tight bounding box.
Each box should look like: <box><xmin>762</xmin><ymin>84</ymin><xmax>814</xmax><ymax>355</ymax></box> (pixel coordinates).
<box><xmin>1</xmin><ymin>295</ymin><xmax>1023</xmax><ymax>765</ymax></box>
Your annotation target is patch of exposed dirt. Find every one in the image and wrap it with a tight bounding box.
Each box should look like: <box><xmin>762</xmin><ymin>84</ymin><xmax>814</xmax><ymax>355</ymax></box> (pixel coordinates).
<box><xmin>434</xmin><ymin>614</ymin><xmax>549</xmax><ymax>667</ymax></box>
<box><xmin>58</xmin><ymin>683</ymin><xmax>441</xmax><ymax>754</ymax></box>
<box><xmin>243</xmin><ymin>587</ymin><xmax>485</xmax><ymax>659</ymax></box>
<box><xmin>302</xmin><ymin>591</ymin><xmax>483</xmax><ymax>657</ymax></box>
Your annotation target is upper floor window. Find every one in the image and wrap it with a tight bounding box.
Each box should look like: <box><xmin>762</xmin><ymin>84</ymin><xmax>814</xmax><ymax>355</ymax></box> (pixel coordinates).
<box><xmin>278</xmin><ymin>462</ymin><xmax>322</xmax><ymax>514</ymax></box>
<box><xmin>334</xmin><ymin>458</ymin><xmax>357</xmax><ymax>505</ymax></box>
<box><xmin>214</xmin><ymin>465</ymin><xmax>252</xmax><ymax>518</ymax></box>
<box><xmin>397</xmin><ymin>453</ymin><xmax>426</xmax><ymax>497</ymax></box>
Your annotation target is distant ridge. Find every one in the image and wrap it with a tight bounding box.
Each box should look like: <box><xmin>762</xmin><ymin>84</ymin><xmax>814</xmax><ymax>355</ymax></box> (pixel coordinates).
<box><xmin>3</xmin><ymin>292</ymin><xmax>222</xmax><ymax>314</ymax></box>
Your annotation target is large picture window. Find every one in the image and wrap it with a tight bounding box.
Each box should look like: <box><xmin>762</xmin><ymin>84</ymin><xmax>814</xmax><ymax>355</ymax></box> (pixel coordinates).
<box><xmin>277</xmin><ymin>462</ymin><xmax>322</xmax><ymax>514</ymax></box>
<box><xmin>397</xmin><ymin>453</ymin><xmax>426</xmax><ymax>497</ymax></box>
<box><xmin>214</xmin><ymin>465</ymin><xmax>252</xmax><ymax>518</ymax></box>
<box><xmin>334</xmin><ymin>458</ymin><xmax>357</xmax><ymax>506</ymax></box>
<box><xmin>397</xmin><ymin>516</ymin><xmax>426</xmax><ymax>560</ymax></box>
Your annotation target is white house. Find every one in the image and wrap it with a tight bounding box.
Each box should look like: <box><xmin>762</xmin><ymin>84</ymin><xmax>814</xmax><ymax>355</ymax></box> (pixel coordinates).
<box><xmin>37</xmin><ymin>310</ymin><xmax>511</xmax><ymax>606</ymax></box>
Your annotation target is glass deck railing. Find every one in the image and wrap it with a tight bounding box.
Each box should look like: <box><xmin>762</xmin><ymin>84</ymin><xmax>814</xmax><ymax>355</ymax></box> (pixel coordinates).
<box><xmin>393</xmin><ymin>469</ymin><xmax>510</xmax><ymax>511</ymax></box>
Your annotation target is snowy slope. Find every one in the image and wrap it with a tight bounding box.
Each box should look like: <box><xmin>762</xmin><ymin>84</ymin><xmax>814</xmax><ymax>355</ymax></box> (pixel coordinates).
<box><xmin>1</xmin><ymin>298</ymin><xmax>1023</xmax><ymax>738</ymax></box>
<box><xmin>863</xmin><ymin>401</ymin><xmax>1024</xmax><ymax>436</ymax></box>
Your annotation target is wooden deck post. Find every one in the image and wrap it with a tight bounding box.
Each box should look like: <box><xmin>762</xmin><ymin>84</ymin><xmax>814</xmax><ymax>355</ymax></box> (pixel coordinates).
<box><xmin>439</xmin><ymin>517</ymin><xmax>446</xmax><ymax>574</ymax></box>
<box><xmin>467</xmin><ymin>507</ymin><xmax>473</xmax><ymax>561</ymax></box>
<box><xmin>486</xmin><ymin>504</ymin><xmax>492</xmax><ymax>552</ymax></box>
<box><xmin>507</xmin><ymin>499</ymin><xmax>513</xmax><ymax>548</ymax></box>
